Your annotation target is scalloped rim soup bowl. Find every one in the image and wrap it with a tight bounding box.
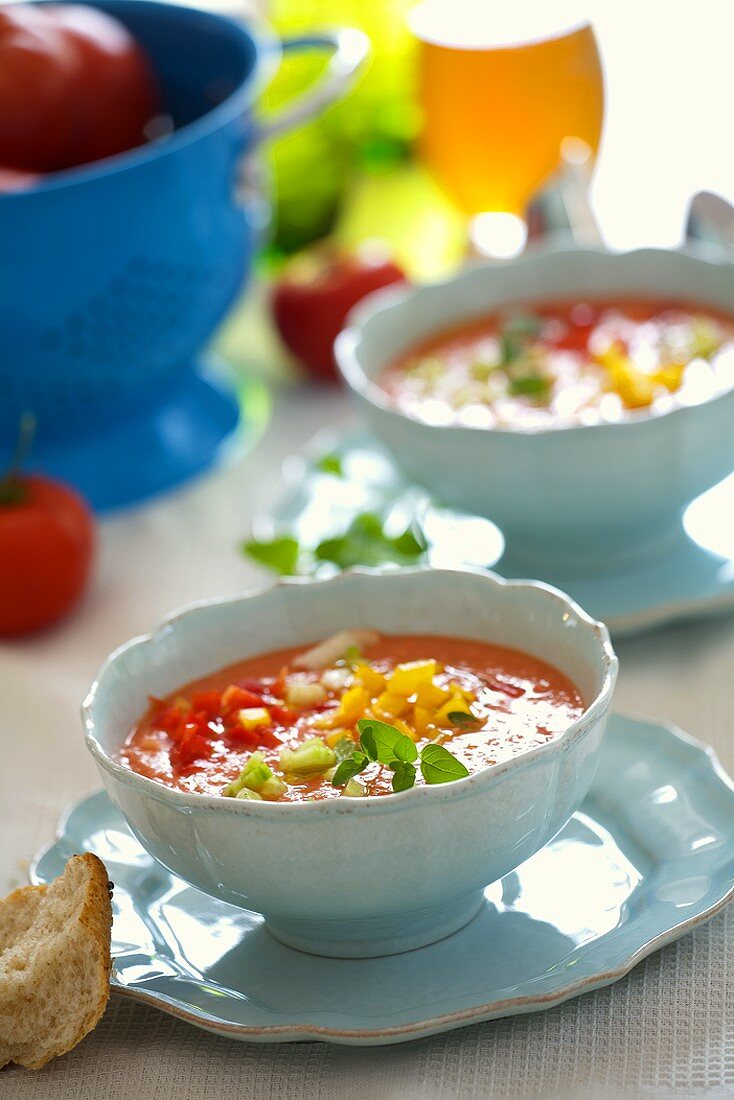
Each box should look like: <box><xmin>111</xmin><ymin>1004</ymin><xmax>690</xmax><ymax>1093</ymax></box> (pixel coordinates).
<box><xmin>335</xmin><ymin>248</ymin><xmax>734</xmax><ymax>577</ymax></box>
<box><xmin>84</xmin><ymin>567</ymin><xmax>617</xmax><ymax>958</ymax></box>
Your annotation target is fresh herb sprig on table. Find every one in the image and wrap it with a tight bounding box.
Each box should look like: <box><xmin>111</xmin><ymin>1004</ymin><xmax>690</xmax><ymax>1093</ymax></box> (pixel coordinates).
<box><xmin>333</xmin><ymin>718</ymin><xmax>470</xmax><ymax>794</ymax></box>
<box><xmin>315</xmin><ymin>512</ymin><xmax>426</xmax><ymax>570</ymax></box>
<box><xmin>243</xmin><ymin>511</ymin><xmax>427</xmax><ymax>577</ymax></box>
<box><xmin>314</xmin><ymin>452</ymin><xmax>343</xmax><ymax>477</ymax></box>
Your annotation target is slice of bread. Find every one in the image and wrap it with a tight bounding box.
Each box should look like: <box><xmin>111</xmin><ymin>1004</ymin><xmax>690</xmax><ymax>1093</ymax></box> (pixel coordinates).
<box><xmin>0</xmin><ymin>853</ymin><xmax>112</xmax><ymax>1070</ymax></box>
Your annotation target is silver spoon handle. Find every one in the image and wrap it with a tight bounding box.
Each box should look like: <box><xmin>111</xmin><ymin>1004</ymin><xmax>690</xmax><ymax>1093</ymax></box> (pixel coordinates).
<box><xmin>685</xmin><ymin>190</ymin><xmax>734</xmax><ymax>257</ymax></box>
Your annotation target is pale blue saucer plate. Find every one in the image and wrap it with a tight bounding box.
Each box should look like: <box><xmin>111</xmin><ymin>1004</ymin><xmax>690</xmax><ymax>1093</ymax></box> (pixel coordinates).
<box><xmin>255</xmin><ymin>431</ymin><xmax>734</xmax><ymax>639</ymax></box>
<box><xmin>31</xmin><ymin>714</ymin><xmax>734</xmax><ymax>1046</ymax></box>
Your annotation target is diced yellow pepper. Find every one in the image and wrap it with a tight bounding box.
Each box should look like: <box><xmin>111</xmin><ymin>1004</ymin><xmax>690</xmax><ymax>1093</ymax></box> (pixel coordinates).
<box><xmin>412</xmin><ymin>705</ymin><xmax>435</xmax><ymax>737</ymax></box>
<box><xmin>448</xmin><ymin>683</ymin><xmax>476</xmax><ymax>704</ymax></box>
<box><xmin>595</xmin><ymin>343</ymin><xmax>656</xmax><ymax>409</ymax></box>
<box><xmin>387</xmin><ymin>660</ymin><xmax>439</xmax><ymax>697</ymax></box>
<box><xmin>375</xmin><ymin>691</ymin><xmax>411</xmax><ymax>718</ymax></box>
<box><xmin>613</xmin><ymin>368</ymin><xmax>655</xmax><ymax>409</ymax></box>
<box><xmin>313</xmin><ymin>684</ymin><xmax>368</xmax><ymax>729</ymax></box>
<box><xmin>391</xmin><ymin>716</ymin><xmax>418</xmax><ymax>741</ymax></box>
<box><xmin>652</xmin><ymin>362</ymin><xmax>685</xmax><ymax>393</ymax></box>
<box><xmin>414</xmin><ymin>681</ymin><xmax>451</xmax><ymax>710</ymax></box>
<box><xmin>354</xmin><ymin>664</ymin><xmax>386</xmax><ymax>698</ymax></box>
<box><xmin>237</xmin><ymin>707</ymin><xmax>272</xmax><ymax>731</ymax></box>
<box><xmin>326</xmin><ymin>729</ymin><xmax>354</xmax><ymax>749</ymax></box>
<box><xmin>434</xmin><ymin>695</ymin><xmax>473</xmax><ymax>727</ymax></box>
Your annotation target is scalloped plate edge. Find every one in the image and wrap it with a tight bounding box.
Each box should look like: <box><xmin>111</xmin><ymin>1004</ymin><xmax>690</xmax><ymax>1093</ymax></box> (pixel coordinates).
<box><xmin>29</xmin><ymin>714</ymin><xmax>734</xmax><ymax>1045</ymax></box>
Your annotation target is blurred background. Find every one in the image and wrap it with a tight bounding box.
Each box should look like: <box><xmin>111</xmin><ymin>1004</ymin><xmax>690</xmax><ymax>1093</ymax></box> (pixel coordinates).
<box><xmin>2</xmin><ymin>0</ymin><xmax>734</xmax><ymax>631</ymax></box>
<box><xmin>210</xmin><ymin>0</ymin><xmax>734</xmax><ymax>377</ymax></box>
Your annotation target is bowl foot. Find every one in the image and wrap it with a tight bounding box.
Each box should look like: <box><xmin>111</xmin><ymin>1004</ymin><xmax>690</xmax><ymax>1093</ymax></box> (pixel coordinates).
<box><xmin>498</xmin><ymin>521</ymin><xmax>686</xmax><ymax>582</ymax></box>
<box><xmin>264</xmin><ymin>892</ymin><xmax>485</xmax><ymax>958</ymax></box>
<box><xmin>25</xmin><ymin>358</ymin><xmax>269</xmax><ymax>514</ymax></box>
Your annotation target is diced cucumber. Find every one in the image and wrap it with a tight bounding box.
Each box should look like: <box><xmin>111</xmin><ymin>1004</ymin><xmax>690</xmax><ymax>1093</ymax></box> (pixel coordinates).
<box><xmin>243</xmin><ymin>762</ymin><xmax>272</xmax><ymax>790</ymax></box>
<box><xmin>332</xmin><ymin>735</ymin><xmax>357</xmax><ymax>763</ymax></box>
<box><xmin>235</xmin><ymin>788</ymin><xmax>263</xmax><ymax>801</ymax></box>
<box><xmin>259</xmin><ymin>775</ymin><xmax>288</xmax><ymax>800</ymax></box>
<box><xmin>285</xmin><ymin>676</ymin><xmax>327</xmax><ymax>709</ymax></box>
<box><xmin>279</xmin><ymin>737</ymin><xmax>337</xmax><ymax>776</ymax></box>
<box><xmin>223</xmin><ymin>751</ymin><xmax>279</xmax><ymax>798</ymax></box>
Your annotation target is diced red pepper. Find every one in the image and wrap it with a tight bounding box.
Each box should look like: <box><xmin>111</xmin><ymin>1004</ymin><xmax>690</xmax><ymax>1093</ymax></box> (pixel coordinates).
<box><xmin>191</xmin><ymin>691</ymin><xmax>222</xmax><ymax>720</ymax></box>
<box><xmin>170</xmin><ymin>724</ymin><xmax>214</xmax><ymax>768</ymax></box>
<box><xmin>221</xmin><ymin>684</ymin><xmax>264</xmax><ymax>711</ymax></box>
<box><xmin>272</xmin><ymin>665</ymin><xmax>289</xmax><ymax>699</ymax></box>
<box><xmin>269</xmin><ymin>703</ymin><xmax>299</xmax><ymax>727</ymax></box>
<box><xmin>257</xmin><ymin>727</ymin><xmax>282</xmax><ymax>749</ymax></box>
<box><xmin>156</xmin><ymin>704</ymin><xmax>186</xmax><ymax>737</ymax></box>
<box><xmin>225</xmin><ymin>724</ymin><xmax>261</xmax><ymax>748</ymax></box>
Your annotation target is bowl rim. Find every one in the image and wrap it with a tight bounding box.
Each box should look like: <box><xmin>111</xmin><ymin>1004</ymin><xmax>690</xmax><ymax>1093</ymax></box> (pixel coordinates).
<box><xmin>0</xmin><ymin>0</ymin><xmax>276</xmax><ymax>198</ymax></box>
<box><xmin>83</xmin><ymin>565</ymin><xmax>618</xmax><ymax>819</ymax></box>
<box><xmin>335</xmin><ymin>245</ymin><xmax>734</xmax><ymax>439</ymax></box>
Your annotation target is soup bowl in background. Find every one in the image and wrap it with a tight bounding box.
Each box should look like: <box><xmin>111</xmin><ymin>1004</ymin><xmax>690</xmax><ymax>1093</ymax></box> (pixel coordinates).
<box><xmin>335</xmin><ymin>248</ymin><xmax>734</xmax><ymax>577</ymax></box>
<box><xmin>84</xmin><ymin>567</ymin><xmax>617</xmax><ymax>958</ymax></box>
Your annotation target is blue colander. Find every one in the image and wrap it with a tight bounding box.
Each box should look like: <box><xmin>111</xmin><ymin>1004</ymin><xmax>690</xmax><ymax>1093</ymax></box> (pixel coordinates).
<box><xmin>0</xmin><ymin>1</ymin><xmax>367</xmax><ymax>511</ymax></box>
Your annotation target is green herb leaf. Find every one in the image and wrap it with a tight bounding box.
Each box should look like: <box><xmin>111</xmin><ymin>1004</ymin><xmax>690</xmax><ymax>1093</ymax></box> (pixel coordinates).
<box><xmin>358</xmin><ymin>725</ymin><xmax>378</xmax><ymax>762</ymax></box>
<box><xmin>332</xmin><ymin>755</ymin><xmax>369</xmax><ymax>787</ymax></box>
<box><xmin>392</xmin><ymin>735</ymin><xmax>418</xmax><ymax>763</ymax></box>
<box><xmin>447</xmin><ymin>711</ymin><xmax>478</xmax><ymax>727</ymax></box>
<box><xmin>315</xmin><ymin>452</ymin><xmax>343</xmax><ymax>477</ymax></box>
<box><xmin>506</xmin><ymin>375</ymin><xmax>551</xmax><ymax>398</ymax></box>
<box><xmin>419</xmin><ymin>743</ymin><xmax>470</xmax><ymax>785</ymax></box>
<box><xmin>243</xmin><ymin>536</ymin><xmax>300</xmax><ymax>576</ymax></box>
<box><xmin>499</xmin><ymin>332</ymin><xmax>523</xmax><ymax>365</ymax></box>
<box><xmin>315</xmin><ymin>512</ymin><xmax>427</xmax><ymax>570</ymax></box>
<box><xmin>391</xmin><ymin>761</ymin><xmax>417</xmax><ymax>792</ymax></box>
<box><xmin>391</xmin><ymin>524</ymin><xmax>428</xmax><ymax>558</ymax></box>
<box><xmin>357</xmin><ymin>718</ymin><xmax>410</xmax><ymax>765</ymax></box>
<box><xmin>499</xmin><ymin>315</ymin><xmax>542</xmax><ymax>366</ymax></box>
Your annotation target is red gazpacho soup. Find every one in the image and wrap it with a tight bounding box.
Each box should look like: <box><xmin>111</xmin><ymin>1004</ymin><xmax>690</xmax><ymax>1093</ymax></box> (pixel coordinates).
<box><xmin>379</xmin><ymin>300</ymin><xmax>734</xmax><ymax>429</ymax></box>
<box><xmin>120</xmin><ymin>630</ymin><xmax>584</xmax><ymax>802</ymax></box>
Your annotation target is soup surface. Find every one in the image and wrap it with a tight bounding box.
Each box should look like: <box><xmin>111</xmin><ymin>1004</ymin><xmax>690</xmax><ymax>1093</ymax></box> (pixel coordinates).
<box><xmin>121</xmin><ymin>631</ymin><xmax>584</xmax><ymax>802</ymax></box>
<box><xmin>380</xmin><ymin>299</ymin><xmax>734</xmax><ymax>429</ymax></box>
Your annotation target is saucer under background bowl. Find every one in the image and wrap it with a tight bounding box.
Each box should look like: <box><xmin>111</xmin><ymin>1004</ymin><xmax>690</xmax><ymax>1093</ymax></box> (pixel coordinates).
<box><xmin>31</xmin><ymin>714</ymin><xmax>734</xmax><ymax>1044</ymax></box>
<box><xmin>254</xmin><ymin>429</ymin><xmax>734</xmax><ymax>638</ymax></box>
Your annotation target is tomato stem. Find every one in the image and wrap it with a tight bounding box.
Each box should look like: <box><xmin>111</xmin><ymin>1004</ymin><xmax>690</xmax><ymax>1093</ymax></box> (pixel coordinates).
<box><xmin>0</xmin><ymin>412</ymin><xmax>36</xmax><ymax>505</ymax></box>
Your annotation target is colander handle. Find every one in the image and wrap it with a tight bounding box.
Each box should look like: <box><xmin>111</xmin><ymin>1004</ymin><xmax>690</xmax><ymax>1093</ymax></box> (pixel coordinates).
<box><xmin>257</xmin><ymin>28</ymin><xmax>370</xmax><ymax>141</ymax></box>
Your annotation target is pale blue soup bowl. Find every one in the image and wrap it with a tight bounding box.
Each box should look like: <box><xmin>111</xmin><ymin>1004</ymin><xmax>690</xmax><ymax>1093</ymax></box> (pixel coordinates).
<box><xmin>335</xmin><ymin>248</ymin><xmax>734</xmax><ymax>577</ymax></box>
<box><xmin>84</xmin><ymin>567</ymin><xmax>617</xmax><ymax>958</ymax></box>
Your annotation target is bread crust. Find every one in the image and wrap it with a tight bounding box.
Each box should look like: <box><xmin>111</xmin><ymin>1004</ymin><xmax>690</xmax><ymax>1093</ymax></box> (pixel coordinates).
<box><xmin>0</xmin><ymin>853</ymin><xmax>113</xmax><ymax>1070</ymax></box>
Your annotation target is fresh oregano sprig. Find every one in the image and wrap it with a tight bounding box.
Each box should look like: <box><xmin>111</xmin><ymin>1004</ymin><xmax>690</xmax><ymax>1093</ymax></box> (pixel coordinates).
<box><xmin>332</xmin><ymin>718</ymin><xmax>469</xmax><ymax>794</ymax></box>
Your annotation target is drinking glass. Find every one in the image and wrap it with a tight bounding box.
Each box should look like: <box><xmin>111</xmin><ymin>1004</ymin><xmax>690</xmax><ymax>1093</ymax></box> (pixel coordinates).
<box><xmin>410</xmin><ymin>1</ymin><xmax>604</xmax><ymax>256</ymax></box>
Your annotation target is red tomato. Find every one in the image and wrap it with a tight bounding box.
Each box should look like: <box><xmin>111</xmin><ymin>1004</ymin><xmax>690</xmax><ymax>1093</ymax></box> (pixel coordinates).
<box><xmin>270</xmin><ymin>245</ymin><xmax>406</xmax><ymax>382</ymax></box>
<box><xmin>0</xmin><ymin>475</ymin><xmax>94</xmax><ymax>636</ymax></box>
<box><xmin>0</xmin><ymin>4</ymin><xmax>160</xmax><ymax>173</ymax></box>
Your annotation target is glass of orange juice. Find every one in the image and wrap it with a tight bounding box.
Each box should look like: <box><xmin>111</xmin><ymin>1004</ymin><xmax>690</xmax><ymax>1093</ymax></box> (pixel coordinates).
<box><xmin>409</xmin><ymin>1</ymin><xmax>604</xmax><ymax>256</ymax></box>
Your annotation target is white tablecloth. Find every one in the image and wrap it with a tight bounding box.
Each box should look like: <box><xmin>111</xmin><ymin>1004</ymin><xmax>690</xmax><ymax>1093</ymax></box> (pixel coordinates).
<box><xmin>2</xmin><ymin>384</ymin><xmax>733</xmax><ymax>1100</ymax></box>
